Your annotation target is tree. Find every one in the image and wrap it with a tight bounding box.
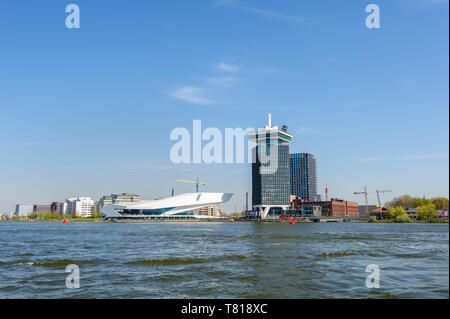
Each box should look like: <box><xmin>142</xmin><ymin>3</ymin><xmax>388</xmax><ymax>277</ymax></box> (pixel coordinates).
<box><xmin>386</xmin><ymin>195</ymin><xmax>443</xmax><ymax>208</ymax></box>
<box><xmin>91</xmin><ymin>211</ymin><xmax>98</xmax><ymax>219</ymax></box>
<box><xmin>432</xmin><ymin>197</ymin><xmax>449</xmax><ymax>210</ymax></box>
<box><xmin>412</xmin><ymin>197</ymin><xmax>431</xmax><ymax>208</ymax></box>
<box><xmin>417</xmin><ymin>203</ymin><xmax>436</xmax><ymax>220</ymax></box>
<box><xmin>386</xmin><ymin>195</ymin><xmax>415</xmax><ymax>208</ymax></box>
<box><xmin>395</xmin><ymin>214</ymin><xmax>411</xmax><ymax>223</ymax></box>
<box><xmin>386</xmin><ymin>206</ymin><xmax>407</xmax><ymax>218</ymax></box>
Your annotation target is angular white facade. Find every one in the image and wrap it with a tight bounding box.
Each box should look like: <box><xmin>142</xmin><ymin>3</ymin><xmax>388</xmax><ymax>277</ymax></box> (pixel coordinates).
<box><xmin>102</xmin><ymin>192</ymin><xmax>233</xmax><ymax>219</ymax></box>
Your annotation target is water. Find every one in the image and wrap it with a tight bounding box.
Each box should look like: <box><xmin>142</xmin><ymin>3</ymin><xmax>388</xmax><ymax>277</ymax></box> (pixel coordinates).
<box><xmin>0</xmin><ymin>221</ymin><xmax>448</xmax><ymax>298</ymax></box>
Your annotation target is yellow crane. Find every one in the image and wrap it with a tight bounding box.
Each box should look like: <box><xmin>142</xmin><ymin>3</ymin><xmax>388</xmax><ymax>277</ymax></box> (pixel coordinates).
<box><xmin>354</xmin><ymin>187</ymin><xmax>392</xmax><ymax>217</ymax></box>
<box><xmin>176</xmin><ymin>178</ymin><xmax>206</xmax><ymax>193</ymax></box>
<box><xmin>354</xmin><ymin>186</ymin><xmax>370</xmax><ymax>217</ymax></box>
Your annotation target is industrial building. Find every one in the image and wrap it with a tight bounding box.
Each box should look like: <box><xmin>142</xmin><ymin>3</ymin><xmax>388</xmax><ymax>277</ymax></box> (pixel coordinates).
<box><xmin>291</xmin><ymin>197</ymin><xmax>359</xmax><ymax>217</ymax></box>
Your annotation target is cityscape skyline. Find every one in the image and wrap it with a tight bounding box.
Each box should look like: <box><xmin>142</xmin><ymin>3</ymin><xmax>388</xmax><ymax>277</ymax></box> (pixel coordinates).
<box><xmin>0</xmin><ymin>0</ymin><xmax>449</xmax><ymax>213</ymax></box>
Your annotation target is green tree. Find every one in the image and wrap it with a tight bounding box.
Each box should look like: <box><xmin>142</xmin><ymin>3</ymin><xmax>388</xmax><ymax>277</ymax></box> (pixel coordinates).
<box><xmin>386</xmin><ymin>206</ymin><xmax>407</xmax><ymax>218</ymax></box>
<box><xmin>432</xmin><ymin>197</ymin><xmax>449</xmax><ymax>210</ymax></box>
<box><xmin>412</xmin><ymin>197</ymin><xmax>431</xmax><ymax>208</ymax></box>
<box><xmin>386</xmin><ymin>195</ymin><xmax>414</xmax><ymax>208</ymax></box>
<box><xmin>417</xmin><ymin>203</ymin><xmax>436</xmax><ymax>220</ymax></box>
<box><xmin>91</xmin><ymin>211</ymin><xmax>98</xmax><ymax>219</ymax></box>
<box><xmin>395</xmin><ymin>214</ymin><xmax>411</xmax><ymax>223</ymax></box>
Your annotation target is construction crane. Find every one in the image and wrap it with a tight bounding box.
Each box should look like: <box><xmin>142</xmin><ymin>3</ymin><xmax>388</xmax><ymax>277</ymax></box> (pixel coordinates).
<box><xmin>375</xmin><ymin>190</ymin><xmax>392</xmax><ymax>207</ymax></box>
<box><xmin>354</xmin><ymin>187</ymin><xmax>392</xmax><ymax>217</ymax></box>
<box><xmin>354</xmin><ymin>186</ymin><xmax>369</xmax><ymax>217</ymax></box>
<box><xmin>176</xmin><ymin>178</ymin><xmax>206</xmax><ymax>193</ymax></box>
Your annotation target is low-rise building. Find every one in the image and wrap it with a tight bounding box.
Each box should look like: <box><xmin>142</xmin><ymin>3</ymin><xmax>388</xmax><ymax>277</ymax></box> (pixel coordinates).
<box><xmin>287</xmin><ymin>205</ymin><xmax>321</xmax><ymax>217</ymax></box>
<box><xmin>1</xmin><ymin>212</ymin><xmax>14</xmax><ymax>219</ymax></box>
<box><xmin>359</xmin><ymin>205</ymin><xmax>378</xmax><ymax>218</ymax></box>
<box><xmin>405</xmin><ymin>207</ymin><xmax>418</xmax><ymax>219</ymax></box>
<box><xmin>196</xmin><ymin>205</ymin><xmax>219</xmax><ymax>217</ymax></box>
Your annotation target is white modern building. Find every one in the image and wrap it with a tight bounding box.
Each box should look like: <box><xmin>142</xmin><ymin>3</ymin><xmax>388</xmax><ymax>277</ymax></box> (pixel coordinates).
<box><xmin>60</xmin><ymin>197</ymin><xmax>95</xmax><ymax>217</ymax></box>
<box><xmin>15</xmin><ymin>204</ymin><xmax>33</xmax><ymax>217</ymax></box>
<box><xmin>102</xmin><ymin>192</ymin><xmax>233</xmax><ymax>220</ymax></box>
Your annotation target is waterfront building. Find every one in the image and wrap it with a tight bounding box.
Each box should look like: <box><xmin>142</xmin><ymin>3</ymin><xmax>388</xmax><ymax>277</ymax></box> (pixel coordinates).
<box><xmin>290</xmin><ymin>153</ymin><xmax>320</xmax><ymax>202</ymax></box>
<box><xmin>301</xmin><ymin>205</ymin><xmax>322</xmax><ymax>217</ymax></box>
<box><xmin>50</xmin><ymin>202</ymin><xmax>62</xmax><ymax>214</ymax></box>
<box><xmin>286</xmin><ymin>205</ymin><xmax>321</xmax><ymax>217</ymax></box>
<box><xmin>14</xmin><ymin>204</ymin><xmax>33</xmax><ymax>217</ymax></box>
<box><xmin>101</xmin><ymin>192</ymin><xmax>233</xmax><ymax>220</ymax></box>
<box><xmin>33</xmin><ymin>205</ymin><xmax>51</xmax><ymax>213</ymax></box>
<box><xmin>359</xmin><ymin>205</ymin><xmax>378</xmax><ymax>217</ymax></box>
<box><xmin>1</xmin><ymin>212</ymin><xmax>14</xmax><ymax>219</ymax></box>
<box><xmin>247</xmin><ymin>114</ymin><xmax>293</xmax><ymax>218</ymax></box>
<box><xmin>96</xmin><ymin>193</ymin><xmax>141</xmax><ymax>212</ymax></box>
<box><xmin>437</xmin><ymin>209</ymin><xmax>448</xmax><ymax>217</ymax></box>
<box><xmin>196</xmin><ymin>205</ymin><xmax>219</xmax><ymax>217</ymax></box>
<box><xmin>291</xmin><ymin>198</ymin><xmax>359</xmax><ymax>217</ymax></box>
<box><xmin>59</xmin><ymin>202</ymin><xmax>68</xmax><ymax>216</ymax></box>
<box><xmin>60</xmin><ymin>197</ymin><xmax>95</xmax><ymax>217</ymax></box>
<box><xmin>405</xmin><ymin>207</ymin><xmax>418</xmax><ymax>219</ymax></box>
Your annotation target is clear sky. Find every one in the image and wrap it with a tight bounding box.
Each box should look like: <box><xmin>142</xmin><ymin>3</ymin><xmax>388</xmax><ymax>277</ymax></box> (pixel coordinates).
<box><xmin>0</xmin><ymin>0</ymin><xmax>448</xmax><ymax>213</ymax></box>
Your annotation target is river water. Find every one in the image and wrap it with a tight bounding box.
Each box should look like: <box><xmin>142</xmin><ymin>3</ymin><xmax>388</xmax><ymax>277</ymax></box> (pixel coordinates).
<box><xmin>0</xmin><ymin>221</ymin><xmax>448</xmax><ymax>298</ymax></box>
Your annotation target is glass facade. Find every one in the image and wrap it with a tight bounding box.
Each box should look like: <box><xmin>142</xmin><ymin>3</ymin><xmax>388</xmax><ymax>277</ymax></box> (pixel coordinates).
<box><xmin>252</xmin><ymin>144</ymin><xmax>291</xmax><ymax>206</ymax></box>
<box><xmin>122</xmin><ymin>208</ymin><xmax>175</xmax><ymax>215</ymax></box>
<box><xmin>290</xmin><ymin>153</ymin><xmax>319</xmax><ymax>201</ymax></box>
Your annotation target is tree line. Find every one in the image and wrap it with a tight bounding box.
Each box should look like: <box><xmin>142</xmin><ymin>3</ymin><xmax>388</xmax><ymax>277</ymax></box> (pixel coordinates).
<box><xmin>380</xmin><ymin>195</ymin><xmax>448</xmax><ymax>222</ymax></box>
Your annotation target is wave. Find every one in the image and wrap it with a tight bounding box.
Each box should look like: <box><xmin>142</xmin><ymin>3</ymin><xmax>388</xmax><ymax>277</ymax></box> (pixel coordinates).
<box><xmin>20</xmin><ymin>259</ymin><xmax>102</xmax><ymax>267</ymax></box>
<box><xmin>127</xmin><ymin>257</ymin><xmax>208</xmax><ymax>266</ymax></box>
<box><xmin>391</xmin><ymin>253</ymin><xmax>427</xmax><ymax>258</ymax></box>
<box><xmin>318</xmin><ymin>251</ymin><xmax>355</xmax><ymax>257</ymax></box>
<box><xmin>127</xmin><ymin>255</ymin><xmax>248</xmax><ymax>266</ymax></box>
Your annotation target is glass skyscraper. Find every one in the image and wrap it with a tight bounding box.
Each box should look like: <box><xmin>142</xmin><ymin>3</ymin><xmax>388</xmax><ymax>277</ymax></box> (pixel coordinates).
<box><xmin>290</xmin><ymin>153</ymin><xmax>319</xmax><ymax>201</ymax></box>
<box><xmin>247</xmin><ymin>114</ymin><xmax>293</xmax><ymax>218</ymax></box>
<box><xmin>252</xmin><ymin>144</ymin><xmax>291</xmax><ymax>207</ymax></box>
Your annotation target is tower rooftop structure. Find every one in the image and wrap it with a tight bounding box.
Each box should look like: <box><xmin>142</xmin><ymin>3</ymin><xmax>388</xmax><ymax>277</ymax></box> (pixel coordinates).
<box><xmin>247</xmin><ymin>113</ymin><xmax>293</xmax><ymax>144</ymax></box>
<box><xmin>248</xmin><ymin>113</ymin><xmax>293</xmax><ymax>219</ymax></box>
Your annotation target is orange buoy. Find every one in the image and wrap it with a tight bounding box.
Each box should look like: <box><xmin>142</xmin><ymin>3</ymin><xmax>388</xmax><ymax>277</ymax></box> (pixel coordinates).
<box><xmin>290</xmin><ymin>217</ymin><xmax>295</xmax><ymax>225</ymax></box>
<box><xmin>63</xmin><ymin>218</ymin><xmax>67</xmax><ymax>224</ymax></box>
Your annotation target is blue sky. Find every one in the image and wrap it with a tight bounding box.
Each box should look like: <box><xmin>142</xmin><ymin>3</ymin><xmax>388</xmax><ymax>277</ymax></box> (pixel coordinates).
<box><xmin>0</xmin><ymin>0</ymin><xmax>448</xmax><ymax>212</ymax></box>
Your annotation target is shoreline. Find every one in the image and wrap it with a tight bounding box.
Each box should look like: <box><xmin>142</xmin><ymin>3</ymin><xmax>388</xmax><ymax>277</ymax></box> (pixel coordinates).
<box><xmin>1</xmin><ymin>218</ymin><xmax>448</xmax><ymax>224</ymax></box>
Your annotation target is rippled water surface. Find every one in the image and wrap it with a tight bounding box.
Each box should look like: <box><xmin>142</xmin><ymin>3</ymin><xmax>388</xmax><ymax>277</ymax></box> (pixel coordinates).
<box><xmin>0</xmin><ymin>221</ymin><xmax>448</xmax><ymax>298</ymax></box>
